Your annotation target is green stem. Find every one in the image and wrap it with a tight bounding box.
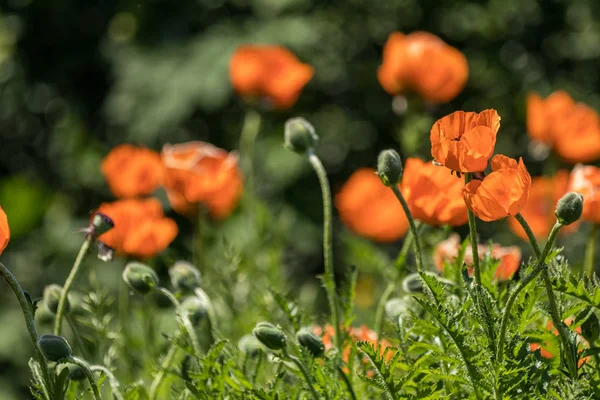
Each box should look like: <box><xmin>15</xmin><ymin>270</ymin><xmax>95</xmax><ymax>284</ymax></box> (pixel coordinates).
<box><xmin>156</xmin><ymin>287</ymin><xmax>202</xmax><ymax>357</ymax></box>
<box><xmin>239</xmin><ymin>109</ymin><xmax>262</xmax><ymax>189</ymax></box>
<box><xmin>307</xmin><ymin>152</ymin><xmax>341</xmax><ymax>351</ymax></box>
<box><xmin>465</xmin><ymin>174</ymin><xmax>482</xmax><ymax>287</ymax></box>
<box><xmin>54</xmin><ymin>237</ymin><xmax>94</xmax><ymax>335</ymax></box>
<box><xmin>515</xmin><ymin>213</ymin><xmax>541</xmax><ymax>258</ymax></box>
<box><xmin>67</xmin><ymin>356</ymin><xmax>102</xmax><ymax>400</ymax></box>
<box><xmin>374</xmin><ymin>283</ymin><xmax>396</xmax><ymax>337</ymax></box>
<box><xmin>496</xmin><ymin>221</ymin><xmax>561</xmax><ymax>365</ymax></box>
<box><xmin>0</xmin><ymin>262</ymin><xmax>54</xmax><ymax>396</ymax></box>
<box><xmin>29</xmin><ymin>359</ymin><xmax>51</xmax><ymax>400</ymax></box>
<box><xmin>251</xmin><ymin>351</ymin><xmax>263</xmax><ymax>384</ymax></box>
<box><xmin>585</xmin><ymin>224</ymin><xmax>598</xmax><ymax>279</ymax></box>
<box><xmin>337</xmin><ymin>366</ymin><xmax>356</xmax><ymax>400</ymax></box>
<box><xmin>393</xmin><ymin>230</ymin><xmax>414</xmax><ymax>274</ymax></box>
<box><xmin>149</xmin><ymin>343</ymin><xmax>178</xmax><ymax>400</ymax></box>
<box><xmin>90</xmin><ymin>365</ymin><xmax>124</xmax><ymax>400</ymax></box>
<box><xmin>284</xmin><ymin>351</ymin><xmax>320</xmax><ymax>400</ymax></box>
<box><xmin>66</xmin><ymin>316</ymin><xmax>90</xmax><ymax>361</ymax></box>
<box><xmin>390</xmin><ymin>186</ymin><xmax>424</xmax><ymax>273</ymax></box>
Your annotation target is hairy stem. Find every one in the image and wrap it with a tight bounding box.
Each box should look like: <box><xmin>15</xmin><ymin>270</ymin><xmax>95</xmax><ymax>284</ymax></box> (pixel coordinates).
<box><xmin>55</xmin><ymin>236</ymin><xmax>93</xmax><ymax>335</ymax></box>
<box><xmin>0</xmin><ymin>262</ymin><xmax>54</xmax><ymax>396</ymax></box>
<box><xmin>464</xmin><ymin>174</ymin><xmax>482</xmax><ymax>287</ymax></box>
<box><xmin>307</xmin><ymin>152</ymin><xmax>341</xmax><ymax>351</ymax></box>
<box><xmin>390</xmin><ymin>186</ymin><xmax>424</xmax><ymax>273</ymax></box>
<box><xmin>149</xmin><ymin>343</ymin><xmax>178</xmax><ymax>400</ymax></box>
<box><xmin>284</xmin><ymin>350</ymin><xmax>320</xmax><ymax>400</ymax></box>
<box><xmin>156</xmin><ymin>287</ymin><xmax>202</xmax><ymax>358</ymax></box>
<box><xmin>67</xmin><ymin>356</ymin><xmax>102</xmax><ymax>400</ymax></box>
<box><xmin>337</xmin><ymin>366</ymin><xmax>356</xmax><ymax>400</ymax></box>
<box><xmin>90</xmin><ymin>365</ymin><xmax>124</xmax><ymax>400</ymax></box>
<box><xmin>585</xmin><ymin>224</ymin><xmax>598</xmax><ymax>279</ymax></box>
<box><xmin>515</xmin><ymin>213</ymin><xmax>542</xmax><ymax>258</ymax></box>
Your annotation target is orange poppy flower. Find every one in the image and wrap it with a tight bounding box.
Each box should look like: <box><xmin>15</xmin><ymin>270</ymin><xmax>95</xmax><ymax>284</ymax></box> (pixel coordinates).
<box><xmin>0</xmin><ymin>207</ymin><xmax>9</xmax><ymax>255</ymax></box>
<box><xmin>101</xmin><ymin>144</ymin><xmax>163</xmax><ymax>198</ymax></box>
<box><xmin>530</xmin><ymin>317</ymin><xmax>590</xmax><ymax>368</ymax></box>
<box><xmin>430</xmin><ymin>109</ymin><xmax>500</xmax><ymax>173</ymax></box>
<box><xmin>569</xmin><ymin>164</ymin><xmax>600</xmax><ymax>224</ymax></box>
<box><xmin>335</xmin><ymin>168</ymin><xmax>409</xmax><ymax>242</ymax></box>
<box><xmin>96</xmin><ymin>198</ymin><xmax>178</xmax><ymax>258</ymax></box>
<box><xmin>377</xmin><ymin>32</ymin><xmax>468</xmax><ymax>103</ymax></box>
<box><xmin>527</xmin><ymin>91</ymin><xmax>600</xmax><ymax>163</ymax></box>
<box><xmin>462</xmin><ymin>155</ymin><xmax>531</xmax><ymax>222</ymax></box>
<box><xmin>162</xmin><ymin>142</ymin><xmax>243</xmax><ymax>219</ymax></box>
<box><xmin>508</xmin><ymin>171</ymin><xmax>578</xmax><ymax>240</ymax></box>
<box><xmin>229</xmin><ymin>45</ymin><xmax>314</xmax><ymax>109</ymax></box>
<box><xmin>402</xmin><ymin>158</ymin><xmax>468</xmax><ymax>226</ymax></box>
<box><xmin>434</xmin><ymin>233</ymin><xmax>521</xmax><ymax>281</ymax></box>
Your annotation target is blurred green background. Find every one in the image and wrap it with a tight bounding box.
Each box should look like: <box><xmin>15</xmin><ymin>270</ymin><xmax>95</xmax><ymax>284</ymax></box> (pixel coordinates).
<box><xmin>1</xmin><ymin>0</ymin><xmax>600</xmax><ymax>397</ymax></box>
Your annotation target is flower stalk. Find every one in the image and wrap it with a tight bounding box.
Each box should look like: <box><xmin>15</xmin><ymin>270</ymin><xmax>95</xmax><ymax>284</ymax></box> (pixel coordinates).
<box><xmin>464</xmin><ymin>173</ymin><xmax>482</xmax><ymax>287</ymax></box>
<box><xmin>585</xmin><ymin>224</ymin><xmax>598</xmax><ymax>279</ymax></box>
<box><xmin>67</xmin><ymin>356</ymin><xmax>102</xmax><ymax>400</ymax></box>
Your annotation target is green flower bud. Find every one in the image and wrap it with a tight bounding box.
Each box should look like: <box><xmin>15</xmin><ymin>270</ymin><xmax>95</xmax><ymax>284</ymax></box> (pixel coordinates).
<box><xmin>402</xmin><ymin>273</ymin><xmax>423</xmax><ymax>294</ymax></box>
<box><xmin>384</xmin><ymin>297</ymin><xmax>411</xmax><ymax>320</ymax></box>
<box><xmin>238</xmin><ymin>334</ymin><xmax>263</xmax><ymax>357</ymax></box>
<box><xmin>377</xmin><ymin>149</ymin><xmax>403</xmax><ymax>187</ymax></box>
<box><xmin>296</xmin><ymin>328</ymin><xmax>325</xmax><ymax>357</ymax></box>
<box><xmin>67</xmin><ymin>365</ymin><xmax>86</xmax><ymax>381</ymax></box>
<box><xmin>36</xmin><ymin>305</ymin><xmax>55</xmax><ymax>325</ymax></box>
<box><xmin>38</xmin><ymin>334</ymin><xmax>72</xmax><ymax>362</ymax></box>
<box><xmin>169</xmin><ymin>261</ymin><xmax>201</xmax><ymax>292</ymax></box>
<box><xmin>252</xmin><ymin>322</ymin><xmax>287</xmax><ymax>351</ymax></box>
<box><xmin>43</xmin><ymin>284</ymin><xmax>68</xmax><ymax>315</ymax></box>
<box><xmin>582</xmin><ymin>312</ymin><xmax>600</xmax><ymax>343</ymax></box>
<box><xmin>91</xmin><ymin>212</ymin><xmax>114</xmax><ymax>236</ymax></box>
<box><xmin>122</xmin><ymin>262</ymin><xmax>159</xmax><ymax>294</ymax></box>
<box><xmin>180</xmin><ymin>296</ymin><xmax>208</xmax><ymax>326</ymax></box>
<box><xmin>284</xmin><ymin>117</ymin><xmax>319</xmax><ymax>154</ymax></box>
<box><xmin>555</xmin><ymin>192</ymin><xmax>584</xmax><ymax>226</ymax></box>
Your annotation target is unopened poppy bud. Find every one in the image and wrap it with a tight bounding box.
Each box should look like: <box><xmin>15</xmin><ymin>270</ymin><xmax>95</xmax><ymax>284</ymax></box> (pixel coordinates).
<box><xmin>122</xmin><ymin>262</ymin><xmax>159</xmax><ymax>294</ymax></box>
<box><xmin>296</xmin><ymin>328</ymin><xmax>324</xmax><ymax>357</ymax></box>
<box><xmin>238</xmin><ymin>334</ymin><xmax>263</xmax><ymax>357</ymax></box>
<box><xmin>377</xmin><ymin>149</ymin><xmax>403</xmax><ymax>187</ymax></box>
<box><xmin>91</xmin><ymin>212</ymin><xmax>114</xmax><ymax>236</ymax></box>
<box><xmin>38</xmin><ymin>334</ymin><xmax>72</xmax><ymax>362</ymax></box>
<box><xmin>180</xmin><ymin>296</ymin><xmax>208</xmax><ymax>326</ymax></box>
<box><xmin>169</xmin><ymin>261</ymin><xmax>201</xmax><ymax>292</ymax></box>
<box><xmin>385</xmin><ymin>297</ymin><xmax>411</xmax><ymax>320</ymax></box>
<box><xmin>284</xmin><ymin>117</ymin><xmax>318</xmax><ymax>153</ymax></box>
<box><xmin>582</xmin><ymin>313</ymin><xmax>600</xmax><ymax>343</ymax></box>
<box><xmin>68</xmin><ymin>365</ymin><xmax>86</xmax><ymax>381</ymax></box>
<box><xmin>555</xmin><ymin>192</ymin><xmax>583</xmax><ymax>226</ymax></box>
<box><xmin>43</xmin><ymin>284</ymin><xmax>68</xmax><ymax>315</ymax></box>
<box><xmin>402</xmin><ymin>273</ymin><xmax>423</xmax><ymax>293</ymax></box>
<box><xmin>252</xmin><ymin>322</ymin><xmax>287</xmax><ymax>351</ymax></box>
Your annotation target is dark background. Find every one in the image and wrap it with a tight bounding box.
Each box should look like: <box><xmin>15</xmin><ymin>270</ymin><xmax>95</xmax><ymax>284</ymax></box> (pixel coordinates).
<box><xmin>0</xmin><ymin>0</ymin><xmax>599</xmax><ymax>396</ymax></box>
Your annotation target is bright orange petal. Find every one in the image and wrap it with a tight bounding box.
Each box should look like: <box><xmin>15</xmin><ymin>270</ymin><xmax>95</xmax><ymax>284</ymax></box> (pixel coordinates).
<box><xmin>0</xmin><ymin>207</ymin><xmax>9</xmax><ymax>255</ymax></box>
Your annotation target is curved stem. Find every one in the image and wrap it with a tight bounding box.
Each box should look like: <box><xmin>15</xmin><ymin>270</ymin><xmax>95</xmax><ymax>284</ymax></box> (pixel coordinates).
<box><xmin>375</xmin><ymin>283</ymin><xmax>396</xmax><ymax>337</ymax></box>
<box><xmin>515</xmin><ymin>213</ymin><xmax>541</xmax><ymax>258</ymax></box>
<box><xmin>585</xmin><ymin>224</ymin><xmax>598</xmax><ymax>279</ymax></box>
<box><xmin>156</xmin><ymin>287</ymin><xmax>202</xmax><ymax>358</ymax></box>
<box><xmin>239</xmin><ymin>109</ymin><xmax>262</xmax><ymax>188</ymax></box>
<box><xmin>67</xmin><ymin>356</ymin><xmax>102</xmax><ymax>400</ymax></box>
<box><xmin>307</xmin><ymin>152</ymin><xmax>341</xmax><ymax>351</ymax></box>
<box><xmin>496</xmin><ymin>221</ymin><xmax>562</xmax><ymax>365</ymax></box>
<box><xmin>465</xmin><ymin>174</ymin><xmax>482</xmax><ymax>287</ymax></box>
<box><xmin>284</xmin><ymin>350</ymin><xmax>320</xmax><ymax>400</ymax></box>
<box><xmin>55</xmin><ymin>236</ymin><xmax>93</xmax><ymax>335</ymax></box>
<box><xmin>337</xmin><ymin>366</ymin><xmax>357</xmax><ymax>400</ymax></box>
<box><xmin>0</xmin><ymin>262</ymin><xmax>54</xmax><ymax>395</ymax></box>
<box><xmin>90</xmin><ymin>365</ymin><xmax>124</xmax><ymax>400</ymax></box>
<box><xmin>390</xmin><ymin>186</ymin><xmax>424</xmax><ymax>273</ymax></box>
<box><xmin>394</xmin><ymin>230</ymin><xmax>414</xmax><ymax>274</ymax></box>
<box><xmin>149</xmin><ymin>343</ymin><xmax>178</xmax><ymax>400</ymax></box>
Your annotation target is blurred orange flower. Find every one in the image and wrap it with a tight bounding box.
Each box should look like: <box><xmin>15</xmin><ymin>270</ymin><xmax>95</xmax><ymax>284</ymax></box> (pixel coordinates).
<box><xmin>430</xmin><ymin>109</ymin><xmax>500</xmax><ymax>173</ymax></box>
<box><xmin>434</xmin><ymin>233</ymin><xmax>521</xmax><ymax>281</ymax></box>
<box><xmin>569</xmin><ymin>164</ymin><xmax>600</xmax><ymax>224</ymax></box>
<box><xmin>335</xmin><ymin>168</ymin><xmax>409</xmax><ymax>242</ymax></box>
<box><xmin>229</xmin><ymin>45</ymin><xmax>314</xmax><ymax>109</ymax></box>
<box><xmin>377</xmin><ymin>32</ymin><xmax>468</xmax><ymax>103</ymax></box>
<box><xmin>508</xmin><ymin>171</ymin><xmax>577</xmax><ymax>240</ymax></box>
<box><xmin>101</xmin><ymin>144</ymin><xmax>163</xmax><ymax>198</ymax></box>
<box><xmin>530</xmin><ymin>317</ymin><xmax>590</xmax><ymax>368</ymax></box>
<box><xmin>96</xmin><ymin>198</ymin><xmax>178</xmax><ymax>259</ymax></box>
<box><xmin>527</xmin><ymin>91</ymin><xmax>600</xmax><ymax>163</ymax></box>
<box><xmin>462</xmin><ymin>155</ymin><xmax>531</xmax><ymax>222</ymax></box>
<box><xmin>0</xmin><ymin>207</ymin><xmax>9</xmax><ymax>255</ymax></box>
<box><xmin>162</xmin><ymin>141</ymin><xmax>243</xmax><ymax>219</ymax></box>
<box><xmin>402</xmin><ymin>158</ymin><xmax>468</xmax><ymax>226</ymax></box>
